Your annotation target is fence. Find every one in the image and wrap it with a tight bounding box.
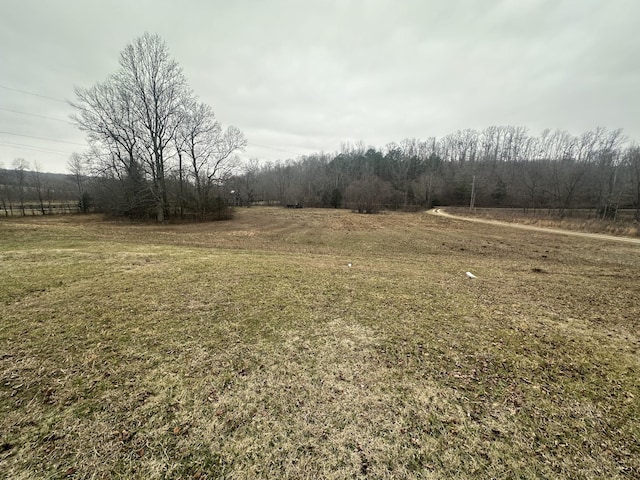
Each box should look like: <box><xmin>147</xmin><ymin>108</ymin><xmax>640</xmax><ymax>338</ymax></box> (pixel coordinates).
<box><xmin>1</xmin><ymin>202</ymin><xmax>81</xmax><ymax>217</ymax></box>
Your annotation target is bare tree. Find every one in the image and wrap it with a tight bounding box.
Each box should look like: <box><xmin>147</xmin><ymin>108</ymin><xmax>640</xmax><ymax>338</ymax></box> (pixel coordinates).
<box><xmin>72</xmin><ymin>33</ymin><xmax>191</xmax><ymax>221</ymax></box>
<box><xmin>118</xmin><ymin>33</ymin><xmax>190</xmax><ymax>221</ymax></box>
<box><xmin>12</xmin><ymin>158</ymin><xmax>29</xmax><ymax>216</ymax></box>
<box><xmin>0</xmin><ymin>184</ymin><xmax>12</xmax><ymax>217</ymax></box>
<box><xmin>67</xmin><ymin>153</ymin><xmax>89</xmax><ymax>212</ymax></box>
<box><xmin>241</xmin><ymin>158</ymin><xmax>261</xmax><ymax>206</ymax></box>
<box><xmin>72</xmin><ymin>74</ymin><xmax>150</xmax><ymax>216</ymax></box>
<box><xmin>72</xmin><ymin>33</ymin><xmax>245</xmax><ymax>221</ymax></box>
<box><xmin>176</xmin><ymin>101</ymin><xmax>246</xmax><ymax>215</ymax></box>
<box><xmin>32</xmin><ymin>161</ymin><xmax>47</xmax><ymax>215</ymax></box>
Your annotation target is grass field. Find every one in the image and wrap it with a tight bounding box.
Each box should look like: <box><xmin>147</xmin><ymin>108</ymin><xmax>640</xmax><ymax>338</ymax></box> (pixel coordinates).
<box><xmin>1</xmin><ymin>208</ymin><xmax>638</xmax><ymax>479</ymax></box>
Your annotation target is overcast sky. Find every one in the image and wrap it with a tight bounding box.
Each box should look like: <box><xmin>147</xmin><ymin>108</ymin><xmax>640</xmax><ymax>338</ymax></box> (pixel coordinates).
<box><xmin>1</xmin><ymin>0</ymin><xmax>638</xmax><ymax>174</ymax></box>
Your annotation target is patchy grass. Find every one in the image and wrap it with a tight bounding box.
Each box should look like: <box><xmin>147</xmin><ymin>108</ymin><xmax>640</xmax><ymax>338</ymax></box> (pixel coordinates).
<box><xmin>1</xmin><ymin>208</ymin><xmax>638</xmax><ymax>479</ymax></box>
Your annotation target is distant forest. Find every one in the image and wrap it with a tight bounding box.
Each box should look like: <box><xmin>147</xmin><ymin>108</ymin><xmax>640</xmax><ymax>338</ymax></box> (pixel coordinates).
<box><xmin>2</xmin><ymin>126</ymin><xmax>640</xmax><ymax>221</ymax></box>
<box><xmin>231</xmin><ymin>126</ymin><xmax>640</xmax><ymax>219</ymax></box>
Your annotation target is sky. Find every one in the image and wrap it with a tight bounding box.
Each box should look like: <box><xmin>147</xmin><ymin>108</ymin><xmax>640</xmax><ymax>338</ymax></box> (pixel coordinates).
<box><xmin>1</xmin><ymin>0</ymin><xmax>639</xmax><ymax>174</ymax></box>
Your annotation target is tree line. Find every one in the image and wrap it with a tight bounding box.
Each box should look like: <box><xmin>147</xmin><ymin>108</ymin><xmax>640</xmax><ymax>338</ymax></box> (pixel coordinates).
<box><xmin>232</xmin><ymin>127</ymin><xmax>640</xmax><ymax>219</ymax></box>
<box><xmin>4</xmin><ymin>124</ymin><xmax>638</xmax><ymax>221</ymax></box>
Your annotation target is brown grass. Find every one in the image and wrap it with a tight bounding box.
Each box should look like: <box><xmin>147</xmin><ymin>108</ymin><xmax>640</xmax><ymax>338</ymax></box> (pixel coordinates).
<box><xmin>454</xmin><ymin>207</ymin><xmax>640</xmax><ymax>237</ymax></box>
<box><xmin>1</xmin><ymin>208</ymin><xmax>639</xmax><ymax>479</ymax></box>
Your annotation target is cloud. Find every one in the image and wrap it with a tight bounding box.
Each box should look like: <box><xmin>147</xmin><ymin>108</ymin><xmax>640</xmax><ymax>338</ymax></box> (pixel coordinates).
<box><xmin>1</xmin><ymin>0</ymin><xmax>639</xmax><ymax>173</ymax></box>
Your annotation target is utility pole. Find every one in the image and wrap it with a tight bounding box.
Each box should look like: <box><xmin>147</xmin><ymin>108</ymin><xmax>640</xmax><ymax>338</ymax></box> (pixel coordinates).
<box><xmin>470</xmin><ymin>175</ymin><xmax>476</xmax><ymax>210</ymax></box>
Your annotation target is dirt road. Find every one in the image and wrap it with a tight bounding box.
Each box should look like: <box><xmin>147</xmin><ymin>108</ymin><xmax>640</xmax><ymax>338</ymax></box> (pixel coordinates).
<box><xmin>429</xmin><ymin>208</ymin><xmax>640</xmax><ymax>245</ymax></box>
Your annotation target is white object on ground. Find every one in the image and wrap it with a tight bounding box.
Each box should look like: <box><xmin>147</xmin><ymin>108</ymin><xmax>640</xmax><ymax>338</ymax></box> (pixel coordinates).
<box><xmin>347</xmin><ymin>263</ymin><xmax>352</xmax><ymax>268</ymax></box>
<box><xmin>466</xmin><ymin>271</ymin><xmax>477</xmax><ymax>279</ymax></box>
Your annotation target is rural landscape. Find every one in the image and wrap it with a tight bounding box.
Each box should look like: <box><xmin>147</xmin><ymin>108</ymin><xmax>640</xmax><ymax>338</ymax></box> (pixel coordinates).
<box><xmin>1</xmin><ymin>14</ymin><xmax>640</xmax><ymax>479</ymax></box>
<box><xmin>1</xmin><ymin>206</ymin><xmax>638</xmax><ymax>478</ymax></box>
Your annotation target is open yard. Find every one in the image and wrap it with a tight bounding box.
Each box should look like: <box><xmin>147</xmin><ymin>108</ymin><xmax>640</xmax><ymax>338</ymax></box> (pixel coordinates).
<box><xmin>1</xmin><ymin>208</ymin><xmax>638</xmax><ymax>479</ymax></box>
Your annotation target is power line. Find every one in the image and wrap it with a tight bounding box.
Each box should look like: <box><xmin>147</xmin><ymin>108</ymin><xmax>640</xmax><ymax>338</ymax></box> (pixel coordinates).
<box><xmin>0</xmin><ymin>106</ymin><xmax>72</xmax><ymax>124</ymax></box>
<box><xmin>0</xmin><ymin>84</ymin><xmax>68</xmax><ymax>103</ymax></box>
<box><xmin>0</xmin><ymin>130</ymin><xmax>86</xmax><ymax>147</ymax></box>
<box><xmin>0</xmin><ymin>141</ymin><xmax>72</xmax><ymax>156</ymax></box>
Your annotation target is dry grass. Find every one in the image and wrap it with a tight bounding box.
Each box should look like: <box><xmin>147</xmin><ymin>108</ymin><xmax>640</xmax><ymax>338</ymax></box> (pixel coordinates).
<box><xmin>1</xmin><ymin>208</ymin><xmax>638</xmax><ymax>479</ymax></box>
<box><xmin>455</xmin><ymin>207</ymin><xmax>640</xmax><ymax>237</ymax></box>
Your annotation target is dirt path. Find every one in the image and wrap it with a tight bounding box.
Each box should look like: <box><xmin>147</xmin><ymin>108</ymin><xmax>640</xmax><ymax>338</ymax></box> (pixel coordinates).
<box><xmin>429</xmin><ymin>208</ymin><xmax>640</xmax><ymax>245</ymax></box>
